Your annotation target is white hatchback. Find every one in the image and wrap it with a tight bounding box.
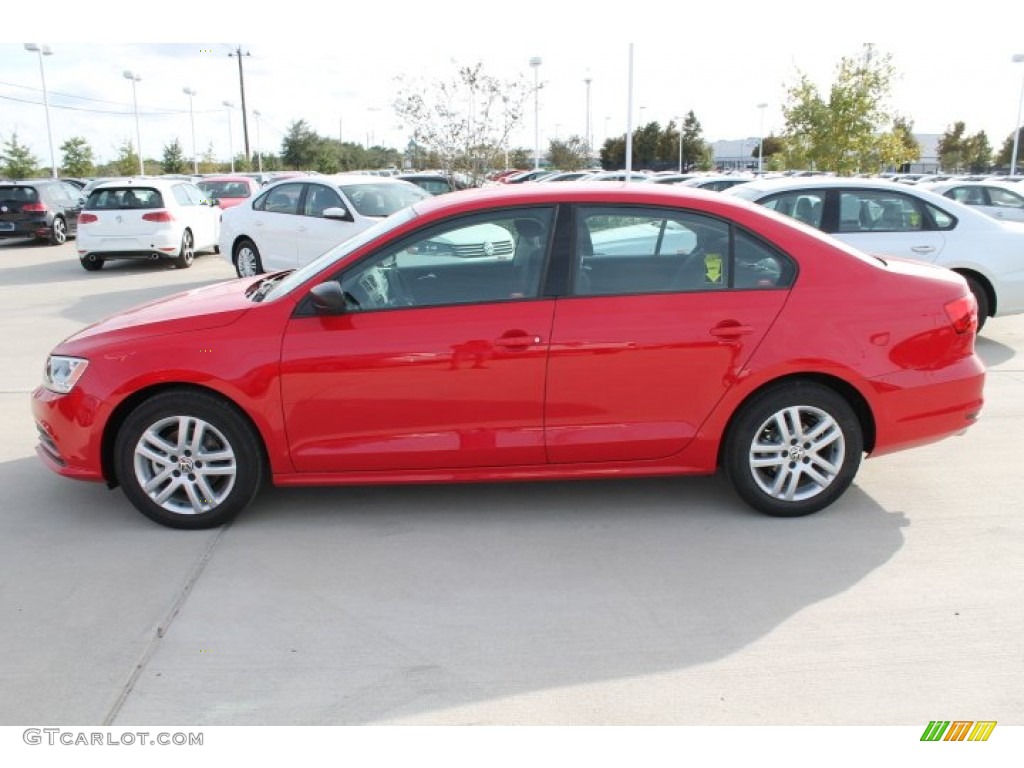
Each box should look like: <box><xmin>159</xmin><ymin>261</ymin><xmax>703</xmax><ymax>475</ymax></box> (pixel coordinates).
<box><xmin>76</xmin><ymin>178</ymin><xmax>221</xmax><ymax>271</ymax></box>
<box><xmin>219</xmin><ymin>174</ymin><xmax>432</xmax><ymax>277</ymax></box>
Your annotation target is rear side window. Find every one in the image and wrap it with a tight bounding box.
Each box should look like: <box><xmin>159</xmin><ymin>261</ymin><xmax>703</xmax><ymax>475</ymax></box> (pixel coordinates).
<box><xmin>86</xmin><ymin>187</ymin><xmax>164</xmax><ymax>210</ymax></box>
<box><xmin>760</xmin><ymin>191</ymin><xmax>825</xmax><ymax>229</ymax></box>
<box><xmin>253</xmin><ymin>183</ymin><xmax>303</xmax><ymax>214</ymax></box>
<box><xmin>835</xmin><ymin>189</ymin><xmax>956</xmax><ymax>233</ymax></box>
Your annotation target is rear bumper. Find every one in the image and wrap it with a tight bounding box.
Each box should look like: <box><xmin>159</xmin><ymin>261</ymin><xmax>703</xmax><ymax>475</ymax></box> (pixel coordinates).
<box><xmin>0</xmin><ymin>217</ymin><xmax>50</xmax><ymax>239</ymax></box>
<box><xmin>868</xmin><ymin>354</ymin><xmax>985</xmax><ymax>456</ymax></box>
<box><xmin>77</xmin><ymin>230</ymin><xmax>180</xmax><ymax>258</ymax></box>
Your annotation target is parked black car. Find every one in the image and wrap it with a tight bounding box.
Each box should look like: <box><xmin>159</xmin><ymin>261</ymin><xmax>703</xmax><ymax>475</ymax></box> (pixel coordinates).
<box><xmin>396</xmin><ymin>172</ymin><xmax>470</xmax><ymax>196</ymax></box>
<box><xmin>0</xmin><ymin>180</ymin><xmax>83</xmax><ymax>245</ymax></box>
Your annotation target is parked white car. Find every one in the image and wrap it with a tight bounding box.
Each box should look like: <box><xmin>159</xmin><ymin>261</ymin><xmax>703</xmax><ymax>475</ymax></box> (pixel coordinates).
<box><xmin>726</xmin><ymin>177</ymin><xmax>1024</xmax><ymax>328</ymax></box>
<box><xmin>76</xmin><ymin>178</ymin><xmax>221</xmax><ymax>270</ymax></box>
<box><xmin>920</xmin><ymin>180</ymin><xmax>1024</xmax><ymax>223</ymax></box>
<box><xmin>219</xmin><ymin>174</ymin><xmax>431</xmax><ymax>277</ymax></box>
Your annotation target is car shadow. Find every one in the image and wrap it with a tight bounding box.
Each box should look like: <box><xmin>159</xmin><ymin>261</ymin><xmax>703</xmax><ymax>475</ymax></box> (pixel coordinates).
<box><xmin>111</xmin><ymin>474</ymin><xmax>907</xmax><ymax>724</ymax></box>
<box><xmin>975</xmin><ymin>334</ymin><xmax>1016</xmax><ymax>368</ymax></box>
<box><xmin>0</xmin><ymin>245</ymin><xmax>221</xmax><ymax>287</ymax></box>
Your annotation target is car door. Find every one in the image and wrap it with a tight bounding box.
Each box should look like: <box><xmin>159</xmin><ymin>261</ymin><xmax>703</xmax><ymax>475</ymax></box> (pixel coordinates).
<box><xmin>280</xmin><ymin>206</ymin><xmax>557</xmax><ymax>473</ymax></box>
<box><xmin>544</xmin><ymin>206</ymin><xmax>793</xmax><ymax>464</ymax></box>
<box><xmin>827</xmin><ymin>188</ymin><xmax>947</xmax><ymax>263</ymax></box>
<box><xmin>249</xmin><ymin>183</ymin><xmax>304</xmax><ymax>270</ymax></box>
<box><xmin>295</xmin><ymin>183</ymin><xmax>357</xmax><ymax>266</ymax></box>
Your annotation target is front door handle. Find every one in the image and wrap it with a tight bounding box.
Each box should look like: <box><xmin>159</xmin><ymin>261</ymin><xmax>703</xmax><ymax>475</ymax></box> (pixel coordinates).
<box><xmin>911</xmin><ymin>245</ymin><xmax>936</xmax><ymax>254</ymax></box>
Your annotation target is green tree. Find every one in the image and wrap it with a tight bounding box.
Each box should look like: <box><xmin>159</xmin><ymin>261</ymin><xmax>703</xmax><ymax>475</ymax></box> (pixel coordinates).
<box><xmin>1</xmin><ymin>132</ymin><xmax>40</xmax><ymax>179</ymax></box>
<box><xmin>394</xmin><ymin>61</ymin><xmax>533</xmax><ymax>185</ymax></box>
<box><xmin>548</xmin><ymin>135</ymin><xmax>590</xmax><ymax>170</ymax></box>
<box><xmin>964</xmin><ymin>131</ymin><xmax>993</xmax><ymax>173</ymax></box>
<box><xmin>111</xmin><ymin>140</ymin><xmax>140</xmax><ymax>176</ymax></box>
<box><xmin>781</xmin><ymin>44</ymin><xmax>908</xmax><ymax>174</ymax></box>
<box><xmin>995</xmin><ymin>127</ymin><xmax>1024</xmax><ymax>171</ymax></box>
<box><xmin>937</xmin><ymin>122</ymin><xmax>967</xmax><ymax>172</ymax></box>
<box><xmin>281</xmin><ymin>119</ymin><xmax>322</xmax><ymax>169</ymax></box>
<box><xmin>198</xmin><ymin>142</ymin><xmax>219</xmax><ymax>174</ymax></box>
<box><xmin>60</xmin><ymin>137</ymin><xmax>95</xmax><ymax>177</ymax></box>
<box><xmin>680</xmin><ymin>111</ymin><xmax>708</xmax><ymax>171</ymax></box>
<box><xmin>162</xmin><ymin>138</ymin><xmax>187</xmax><ymax>174</ymax></box>
<box><xmin>508</xmin><ymin>148</ymin><xmax>532</xmax><ymax>170</ymax></box>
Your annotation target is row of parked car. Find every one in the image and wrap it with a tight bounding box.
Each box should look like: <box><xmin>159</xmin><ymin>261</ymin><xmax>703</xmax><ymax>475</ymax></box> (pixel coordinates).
<box><xmin>4</xmin><ymin>167</ymin><xmax>1023</xmax><ymax>332</ymax></box>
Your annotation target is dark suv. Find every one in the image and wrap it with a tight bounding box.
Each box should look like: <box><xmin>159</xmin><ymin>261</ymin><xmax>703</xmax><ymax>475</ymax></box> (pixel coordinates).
<box><xmin>0</xmin><ymin>179</ymin><xmax>83</xmax><ymax>245</ymax></box>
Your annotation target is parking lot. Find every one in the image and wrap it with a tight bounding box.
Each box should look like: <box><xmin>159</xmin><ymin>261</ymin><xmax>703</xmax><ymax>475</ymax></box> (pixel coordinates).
<box><xmin>1</xmin><ymin>236</ymin><xmax>1022</xmax><ymax>726</ymax></box>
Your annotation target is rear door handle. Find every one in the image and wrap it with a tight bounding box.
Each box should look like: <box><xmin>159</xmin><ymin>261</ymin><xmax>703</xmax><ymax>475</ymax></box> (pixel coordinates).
<box><xmin>494</xmin><ymin>331</ymin><xmax>542</xmax><ymax>348</ymax></box>
<box><xmin>710</xmin><ymin>322</ymin><xmax>754</xmax><ymax>339</ymax></box>
<box><xmin>911</xmin><ymin>245</ymin><xmax>936</xmax><ymax>254</ymax></box>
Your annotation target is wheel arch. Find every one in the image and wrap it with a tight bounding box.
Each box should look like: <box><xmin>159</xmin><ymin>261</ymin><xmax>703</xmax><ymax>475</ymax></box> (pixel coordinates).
<box><xmin>101</xmin><ymin>382</ymin><xmax>269</xmax><ymax>487</ymax></box>
<box><xmin>951</xmin><ymin>268</ymin><xmax>995</xmax><ymax>317</ymax></box>
<box><xmin>716</xmin><ymin>372</ymin><xmax>877</xmax><ymax>469</ymax></box>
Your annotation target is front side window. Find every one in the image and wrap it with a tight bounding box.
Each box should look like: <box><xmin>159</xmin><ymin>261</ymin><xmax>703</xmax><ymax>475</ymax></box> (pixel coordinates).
<box><xmin>302</xmin><ymin>184</ymin><xmax>343</xmax><ymax>217</ymax></box>
<box><xmin>988</xmin><ymin>186</ymin><xmax>1024</xmax><ymax>209</ymax></box>
<box><xmin>835</xmin><ymin>190</ymin><xmax>953</xmax><ymax>233</ymax></box>
<box><xmin>332</xmin><ymin>207</ymin><xmax>553</xmax><ymax>312</ymax></box>
<box><xmin>339</xmin><ymin>182</ymin><xmax>431</xmax><ymax>217</ymax></box>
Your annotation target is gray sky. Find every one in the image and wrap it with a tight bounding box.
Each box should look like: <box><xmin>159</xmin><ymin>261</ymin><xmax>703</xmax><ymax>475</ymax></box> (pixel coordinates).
<box><xmin>3</xmin><ymin>1</ymin><xmax>1024</xmax><ymax>168</ymax></box>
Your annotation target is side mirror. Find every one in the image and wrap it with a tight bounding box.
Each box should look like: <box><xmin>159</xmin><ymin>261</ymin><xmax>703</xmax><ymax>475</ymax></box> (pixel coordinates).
<box><xmin>309</xmin><ymin>282</ymin><xmax>347</xmax><ymax>314</ymax></box>
<box><xmin>78</xmin><ymin>196</ymin><xmax>86</xmax><ymax>206</ymax></box>
<box><xmin>322</xmin><ymin>206</ymin><xmax>353</xmax><ymax>221</ymax></box>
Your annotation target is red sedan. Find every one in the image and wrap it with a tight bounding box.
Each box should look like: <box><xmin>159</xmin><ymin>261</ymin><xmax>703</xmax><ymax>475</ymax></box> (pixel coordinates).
<box><xmin>32</xmin><ymin>184</ymin><xmax>984</xmax><ymax>528</ymax></box>
<box><xmin>195</xmin><ymin>176</ymin><xmax>262</xmax><ymax>210</ymax></box>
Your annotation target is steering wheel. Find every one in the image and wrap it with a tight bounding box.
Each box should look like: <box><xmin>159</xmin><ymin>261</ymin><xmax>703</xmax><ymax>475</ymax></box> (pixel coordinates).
<box><xmin>342</xmin><ymin>267</ymin><xmax>389</xmax><ymax>310</ymax></box>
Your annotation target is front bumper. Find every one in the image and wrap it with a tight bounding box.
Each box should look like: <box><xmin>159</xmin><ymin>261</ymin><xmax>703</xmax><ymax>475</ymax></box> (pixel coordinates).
<box><xmin>31</xmin><ymin>385</ymin><xmax>107</xmax><ymax>482</ymax></box>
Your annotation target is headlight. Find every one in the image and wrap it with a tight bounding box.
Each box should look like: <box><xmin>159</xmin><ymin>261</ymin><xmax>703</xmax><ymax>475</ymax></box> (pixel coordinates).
<box><xmin>43</xmin><ymin>356</ymin><xmax>89</xmax><ymax>394</ymax></box>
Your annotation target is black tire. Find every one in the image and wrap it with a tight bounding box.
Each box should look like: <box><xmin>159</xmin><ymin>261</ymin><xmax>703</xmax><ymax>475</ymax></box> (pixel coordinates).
<box><xmin>724</xmin><ymin>382</ymin><xmax>863</xmax><ymax>517</ymax></box>
<box><xmin>80</xmin><ymin>256</ymin><xmax>104</xmax><ymax>271</ymax></box>
<box><xmin>964</xmin><ymin>276</ymin><xmax>989</xmax><ymax>332</ymax></box>
<box><xmin>113</xmin><ymin>390</ymin><xmax>265</xmax><ymax>529</ymax></box>
<box><xmin>175</xmin><ymin>230</ymin><xmax>195</xmax><ymax>269</ymax></box>
<box><xmin>233</xmin><ymin>238</ymin><xmax>264</xmax><ymax>278</ymax></box>
<box><xmin>49</xmin><ymin>216</ymin><xmax>67</xmax><ymax>245</ymax></box>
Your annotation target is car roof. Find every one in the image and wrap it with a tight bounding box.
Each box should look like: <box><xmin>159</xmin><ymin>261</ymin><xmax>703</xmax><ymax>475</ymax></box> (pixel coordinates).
<box><xmin>198</xmin><ymin>175</ymin><xmax>258</xmax><ymax>183</ymax></box>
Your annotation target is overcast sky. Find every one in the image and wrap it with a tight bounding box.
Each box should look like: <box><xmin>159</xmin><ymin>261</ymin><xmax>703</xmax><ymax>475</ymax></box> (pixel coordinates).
<box><xmin>3</xmin><ymin>1</ymin><xmax>1024</xmax><ymax>168</ymax></box>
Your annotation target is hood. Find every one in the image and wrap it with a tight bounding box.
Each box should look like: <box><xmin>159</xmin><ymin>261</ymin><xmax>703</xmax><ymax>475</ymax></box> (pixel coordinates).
<box><xmin>60</xmin><ymin>277</ymin><xmax>261</xmax><ymax>349</ymax></box>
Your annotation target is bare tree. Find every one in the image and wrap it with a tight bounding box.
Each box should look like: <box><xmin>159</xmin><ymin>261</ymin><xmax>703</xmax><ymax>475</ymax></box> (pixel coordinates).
<box><xmin>394</xmin><ymin>62</ymin><xmax>534</xmax><ymax>185</ymax></box>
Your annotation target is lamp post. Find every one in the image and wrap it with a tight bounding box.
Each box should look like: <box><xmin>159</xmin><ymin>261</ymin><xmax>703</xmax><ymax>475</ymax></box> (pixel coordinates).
<box><xmin>183</xmin><ymin>87</ymin><xmax>198</xmax><ymax>175</ymax></box>
<box><xmin>757</xmin><ymin>102</ymin><xmax>768</xmax><ymax>173</ymax></box>
<box><xmin>529</xmin><ymin>56</ymin><xmax>542</xmax><ymax>170</ymax></box>
<box><xmin>1011</xmin><ymin>54</ymin><xmax>1024</xmax><ymax>176</ymax></box>
<box><xmin>222</xmin><ymin>100</ymin><xmax>235</xmax><ymax>173</ymax></box>
<box><xmin>24</xmin><ymin>44</ymin><xmax>56</xmax><ymax>178</ymax></box>
<box><xmin>675</xmin><ymin>115</ymin><xmax>684</xmax><ymax>173</ymax></box>
<box><xmin>252</xmin><ymin>109</ymin><xmax>263</xmax><ymax>173</ymax></box>
<box><xmin>123</xmin><ymin>70</ymin><xmax>144</xmax><ymax>175</ymax></box>
<box><xmin>584</xmin><ymin>72</ymin><xmax>592</xmax><ymax>156</ymax></box>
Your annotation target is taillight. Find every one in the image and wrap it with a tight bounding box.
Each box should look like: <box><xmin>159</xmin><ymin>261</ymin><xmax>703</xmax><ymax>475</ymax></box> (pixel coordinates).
<box><xmin>78</xmin><ymin>213</ymin><xmax>98</xmax><ymax>224</ymax></box>
<box><xmin>21</xmin><ymin>202</ymin><xmax>47</xmax><ymax>212</ymax></box>
<box><xmin>944</xmin><ymin>294</ymin><xmax>977</xmax><ymax>335</ymax></box>
<box><xmin>141</xmin><ymin>210</ymin><xmax>174</xmax><ymax>222</ymax></box>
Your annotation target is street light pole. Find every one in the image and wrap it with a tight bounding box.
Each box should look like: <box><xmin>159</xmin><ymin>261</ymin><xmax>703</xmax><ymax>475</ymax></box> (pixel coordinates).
<box><xmin>675</xmin><ymin>115</ymin><xmax>684</xmax><ymax>173</ymax></box>
<box><xmin>24</xmin><ymin>44</ymin><xmax>56</xmax><ymax>178</ymax></box>
<box><xmin>253</xmin><ymin>110</ymin><xmax>263</xmax><ymax>173</ymax></box>
<box><xmin>584</xmin><ymin>72</ymin><xmax>592</xmax><ymax>157</ymax></box>
<box><xmin>123</xmin><ymin>70</ymin><xmax>144</xmax><ymax>175</ymax></box>
<box><xmin>228</xmin><ymin>47</ymin><xmax>251</xmax><ymax>162</ymax></box>
<box><xmin>222</xmin><ymin>101</ymin><xmax>235</xmax><ymax>173</ymax></box>
<box><xmin>757</xmin><ymin>102</ymin><xmax>768</xmax><ymax>173</ymax></box>
<box><xmin>530</xmin><ymin>56</ymin><xmax>542</xmax><ymax>170</ymax></box>
<box><xmin>183</xmin><ymin>87</ymin><xmax>198</xmax><ymax>175</ymax></box>
<box><xmin>1011</xmin><ymin>54</ymin><xmax>1024</xmax><ymax>176</ymax></box>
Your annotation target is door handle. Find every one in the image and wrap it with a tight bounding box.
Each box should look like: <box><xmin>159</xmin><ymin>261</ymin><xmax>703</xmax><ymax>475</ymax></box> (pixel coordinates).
<box><xmin>911</xmin><ymin>245</ymin><xmax>935</xmax><ymax>254</ymax></box>
<box><xmin>494</xmin><ymin>331</ymin><xmax>542</xmax><ymax>348</ymax></box>
<box><xmin>709</xmin><ymin>321</ymin><xmax>754</xmax><ymax>339</ymax></box>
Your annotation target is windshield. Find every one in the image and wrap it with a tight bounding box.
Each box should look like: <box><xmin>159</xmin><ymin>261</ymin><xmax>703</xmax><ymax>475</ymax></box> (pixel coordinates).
<box><xmin>341</xmin><ymin>182</ymin><xmax>431</xmax><ymax>217</ymax></box>
<box><xmin>86</xmin><ymin>187</ymin><xmax>164</xmax><ymax>210</ymax></box>
<box><xmin>261</xmin><ymin>205</ymin><xmax>421</xmax><ymax>302</ymax></box>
